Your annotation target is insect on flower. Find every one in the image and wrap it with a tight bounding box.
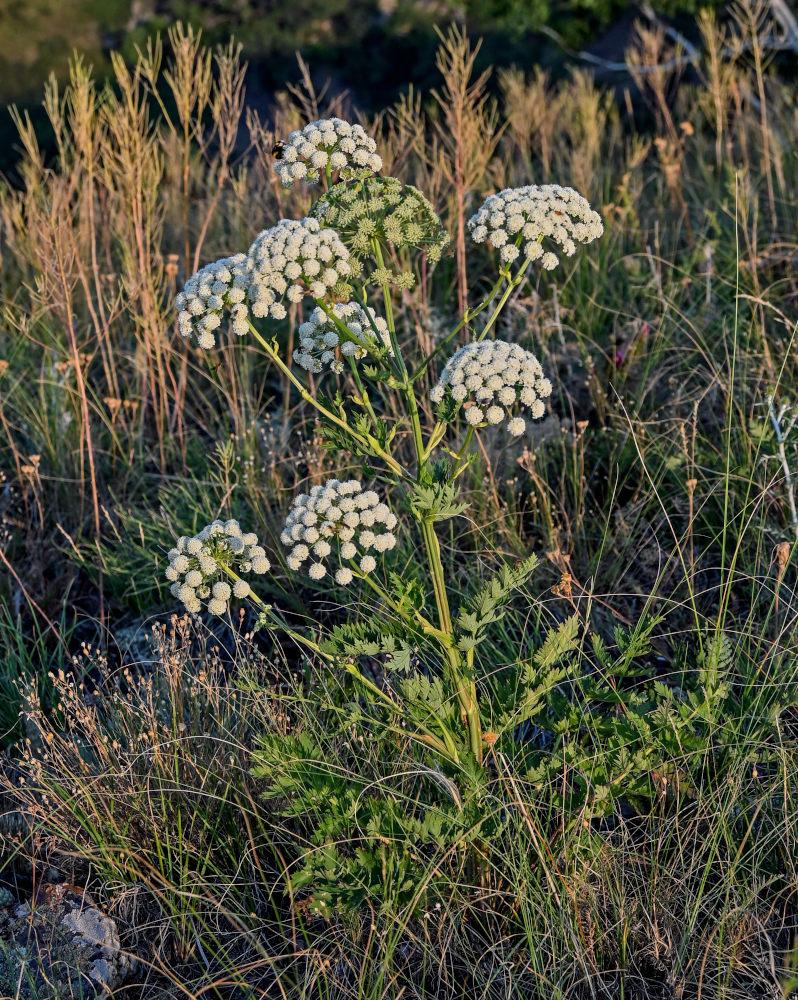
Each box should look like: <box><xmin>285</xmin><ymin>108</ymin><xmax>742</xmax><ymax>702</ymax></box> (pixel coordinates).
<box><xmin>272</xmin><ymin>140</ymin><xmax>287</xmax><ymax>160</ymax></box>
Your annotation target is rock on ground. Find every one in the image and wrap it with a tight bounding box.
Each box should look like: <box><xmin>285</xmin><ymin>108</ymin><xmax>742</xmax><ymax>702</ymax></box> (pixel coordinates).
<box><xmin>0</xmin><ymin>883</ymin><xmax>135</xmax><ymax>998</ymax></box>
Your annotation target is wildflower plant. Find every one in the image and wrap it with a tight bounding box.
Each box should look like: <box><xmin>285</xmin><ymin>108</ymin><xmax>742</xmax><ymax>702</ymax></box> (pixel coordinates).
<box><xmin>165</xmin><ymin>519</ymin><xmax>269</xmax><ymax>614</ymax></box>
<box><xmin>293</xmin><ymin>302</ymin><xmax>392</xmax><ymax>374</ymax></box>
<box><xmin>164</xmin><ymin>117</ymin><xmax>604</xmax><ymax>913</ymax></box>
<box><xmin>273</xmin><ymin>118</ymin><xmax>383</xmax><ymax>187</ymax></box>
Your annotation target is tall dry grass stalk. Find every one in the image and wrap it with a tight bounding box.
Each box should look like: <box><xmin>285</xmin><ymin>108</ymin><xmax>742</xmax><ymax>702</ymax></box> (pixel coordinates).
<box><xmin>430</xmin><ymin>25</ymin><xmax>501</xmax><ymax>333</ymax></box>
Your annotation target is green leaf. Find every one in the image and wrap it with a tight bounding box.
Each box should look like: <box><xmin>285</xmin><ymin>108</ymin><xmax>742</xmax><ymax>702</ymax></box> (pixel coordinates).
<box><xmin>322</xmin><ymin>620</ymin><xmax>414</xmax><ymax>673</ymax></box>
<box><xmin>406</xmin><ymin>481</ymin><xmax>469</xmax><ymax>522</ymax></box>
<box><xmin>454</xmin><ymin>554</ymin><xmax>539</xmax><ymax>650</ymax></box>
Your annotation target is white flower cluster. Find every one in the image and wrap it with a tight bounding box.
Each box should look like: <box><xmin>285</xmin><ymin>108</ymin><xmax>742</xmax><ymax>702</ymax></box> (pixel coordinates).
<box><xmin>293</xmin><ymin>301</ymin><xmax>392</xmax><ymax>374</ymax></box>
<box><xmin>468</xmin><ymin>185</ymin><xmax>604</xmax><ymax>270</ymax></box>
<box><xmin>280</xmin><ymin>478</ymin><xmax>397</xmax><ymax>584</ymax></box>
<box><xmin>274</xmin><ymin>118</ymin><xmax>382</xmax><ymax>188</ymax></box>
<box><xmin>176</xmin><ymin>254</ymin><xmax>250</xmax><ymax>349</ymax></box>
<box><xmin>165</xmin><ymin>519</ymin><xmax>270</xmax><ymax>615</ymax></box>
<box><xmin>247</xmin><ymin>218</ymin><xmax>351</xmax><ymax>320</ymax></box>
<box><xmin>430</xmin><ymin>339</ymin><xmax>552</xmax><ymax>437</ymax></box>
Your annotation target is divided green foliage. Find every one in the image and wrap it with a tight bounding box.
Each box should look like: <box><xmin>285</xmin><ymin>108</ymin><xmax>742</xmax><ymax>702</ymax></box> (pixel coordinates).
<box><xmin>322</xmin><ymin>619</ymin><xmax>414</xmax><ymax>672</ymax></box>
<box><xmin>455</xmin><ymin>554</ymin><xmax>539</xmax><ymax>651</ymax></box>
<box><xmin>253</xmin><ymin>686</ymin><xmax>498</xmax><ymax>915</ymax></box>
<box><xmin>521</xmin><ymin>620</ymin><xmax>798</xmax><ymax>822</ymax></box>
<box><xmin>491</xmin><ymin>613</ymin><xmax>580</xmax><ymax>733</ymax></box>
<box><xmin>406</xmin><ymin>480</ymin><xmax>470</xmax><ymax>522</ymax></box>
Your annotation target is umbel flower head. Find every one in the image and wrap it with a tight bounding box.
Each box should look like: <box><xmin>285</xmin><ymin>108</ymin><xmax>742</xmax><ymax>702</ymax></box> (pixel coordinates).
<box><xmin>274</xmin><ymin>118</ymin><xmax>382</xmax><ymax>188</ymax></box>
<box><xmin>165</xmin><ymin>519</ymin><xmax>270</xmax><ymax>615</ymax></box>
<box><xmin>176</xmin><ymin>254</ymin><xmax>250</xmax><ymax>349</ymax></box>
<box><xmin>431</xmin><ymin>339</ymin><xmax>552</xmax><ymax>437</ymax></box>
<box><xmin>294</xmin><ymin>301</ymin><xmax>392</xmax><ymax>375</ymax></box>
<box><xmin>312</xmin><ymin>172</ymin><xmax>450</xmax><ymax>285</ymax></box>
<box><xmin>280</xmin><ymin>478</ymin><xmax>397</xmax><ymax>584</ymax></box>
<box><xmin>247</xmin><ymin>218</ymin><xmax>352</xmax><ymax>320</ymax></box>
<box><xmin>468</xmin><ymin>185</ymin><xmax>604</xmax><ymax>270</ymax></box>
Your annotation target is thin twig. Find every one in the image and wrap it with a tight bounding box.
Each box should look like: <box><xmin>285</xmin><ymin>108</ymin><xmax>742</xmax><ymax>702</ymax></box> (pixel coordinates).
<box><xmin>767</xmin><ymin>396</ymin><xmax>798</xmax><ymax>538</ymax></box>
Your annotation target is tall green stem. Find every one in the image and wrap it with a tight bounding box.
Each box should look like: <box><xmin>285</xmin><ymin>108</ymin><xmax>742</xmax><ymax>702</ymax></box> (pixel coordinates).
<box><xmin>370</xmin><ymin>244</ymin><xmax>482</xmax><ymax>762</ymax></box>
<box><xmin>475</xmin><ymin>257</ymin><xmax>532</xmax><ymax>344</ymax></box>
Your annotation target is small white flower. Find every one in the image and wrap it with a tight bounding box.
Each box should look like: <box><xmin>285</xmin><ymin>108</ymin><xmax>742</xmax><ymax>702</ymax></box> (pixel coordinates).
<box><xmin>431</xmin><ymin>339</ymin><xmax>550</xmax><ymax>437</ymax></box>
<box><xmin>199</xmin><ymin>556</ymin><xmax>218</xmax><ymax>576</ymax></box>
<box><xmin>308</xmin><ymin>562</ymin><xmax>327</xmax><ymax>580</ymax></box>
<box><xmin>273</xmin><ymin>118</ymin><xmax>382</xmax><ymax>188</ymax></box>
<box><xmin>468</xmin><ymin>184</ymin><xmax>603</xmax><ymax>270</ymax></box>
<box><xmin>280</xmin><ymin>478</ymin><xmax>396</xmax><ymax>584</ymax></box>
<box><xmin>486</xmin><ymin>405</ymin><xmax>504</xmax><ymax>424</ymax></box>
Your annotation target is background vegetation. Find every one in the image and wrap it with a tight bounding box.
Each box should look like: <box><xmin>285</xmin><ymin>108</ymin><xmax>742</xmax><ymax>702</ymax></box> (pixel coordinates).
<box><xmin>0</xmin><ymin>0</ymin><xmax>737</xmax><ymax>174</ymax></box>
<box><xmin>0</xmin><ymin>0</ymin><xmax>797</xmax><ymax>996</ymax></box>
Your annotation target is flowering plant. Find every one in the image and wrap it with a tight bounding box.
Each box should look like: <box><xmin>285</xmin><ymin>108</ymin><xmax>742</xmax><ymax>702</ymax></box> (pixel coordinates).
<box><xmin>165</xmin><ymin>117</ymin><xmax>605</xmax><ymax>911</ymax></box>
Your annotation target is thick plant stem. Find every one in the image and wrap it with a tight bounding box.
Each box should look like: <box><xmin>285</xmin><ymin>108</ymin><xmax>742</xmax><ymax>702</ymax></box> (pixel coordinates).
<box><xmin>414</xmin><ymin>411</ymin><xmax>483</xmax><ymax>762</ymax></box>
<box><xmin>373</xmin><ymin>242</ymin><xmax>483</xmax><ymax>763</ymax></box>
<box><xmin>420</xmin><ymin>517</ymin><xmax>452</xmax><ymax>634</ymax></box>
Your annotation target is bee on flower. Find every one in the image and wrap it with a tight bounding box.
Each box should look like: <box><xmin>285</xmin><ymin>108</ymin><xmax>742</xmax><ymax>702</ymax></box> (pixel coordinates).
<box><xmin>431</xmin><ymin>339</ymin><xmax>552</xmax><ymax>437</ymax></box>
<box><xmin>247</xmin><ymin>218</ymin><xmax>352</xmax><ymax>321</ymax></box>
<box><xmin>272</xmin><ymin>118</ymin><xmax>382</xmax><ymax>188</ymax></box>
<box><xmin>468</xmin><ymin>184</ymin><xmax>603</xmax><ymax>270</ymax></box>
<box><xmin>165</xmin><ymin>519</ymin><xmax>269</xmax><ymax>615</ymax></box>
<box><xmin>280</xmin><ymin>479</ymin><xmax>397</xmax><ymax>583</ymax></box>
<box><xmin>293</xmin><ymin>301</ymin><xmax>392</xmax><ymax>375</ymax></box>
<box><xmin>176</xmin><ymin>254</ymin><xmax>250</xmax><ymax>349</ymax></box>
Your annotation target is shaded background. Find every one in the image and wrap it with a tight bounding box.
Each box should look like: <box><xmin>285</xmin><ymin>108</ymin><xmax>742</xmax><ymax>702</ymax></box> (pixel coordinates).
<box><xmin>0</xmin><ymin>0</ymin><xmax>729</xmax><ymax>174</ymax></box>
